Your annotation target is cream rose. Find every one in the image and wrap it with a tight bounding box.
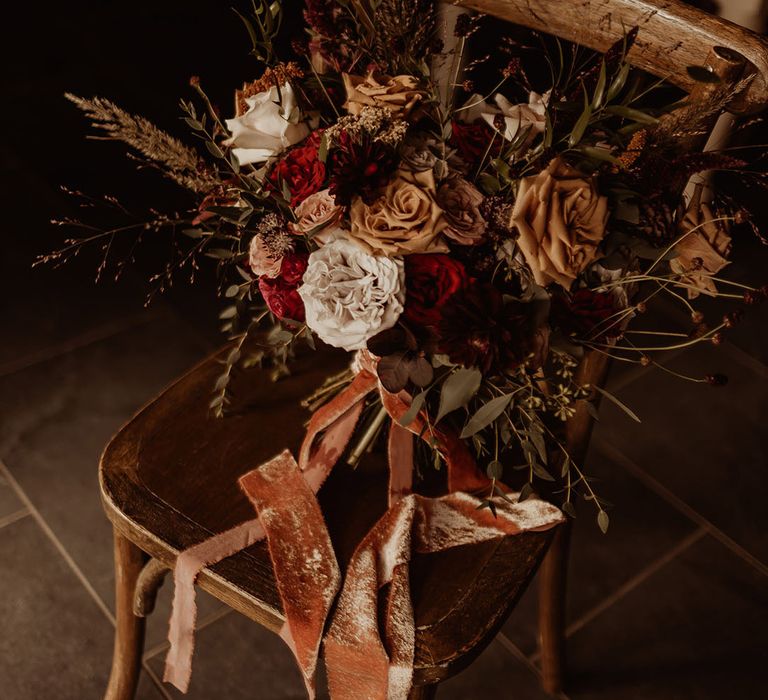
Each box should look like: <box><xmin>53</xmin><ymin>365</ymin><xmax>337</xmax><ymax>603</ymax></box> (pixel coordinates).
<box><xmin>510</xmin><ymin>158</ymin><xmax>608</xmax><ymax>290</ymax></box>
<box><xmin>292</xmin><ymin>189</ymin><xmax>342</xmax><ymax>237</ymax></box>
<box><xmin>670</xmin><ymin>189</ymin><xmax>732</xmax><ymax>298</ymax></box>
<box><xmin>349</xmin><ymin>169</ymin><xmax>448</xmax><ymax>256</ymax></box>
<box><xmin>298</xmin><ymin>239</ymin><xmax>405</xmax><ymax>350</ymax></box>
<box><xmin>342</xmin><ymin>73</ymin><xmax>426</xmax><ymax>119</ymax></box>
<box><xmin>248</xmin><ymin>235</ymin><xmax>282</xmax><ymax>278</ymax></box>
<box><xmin>459</xmin><ymin>90</ymin><xmax>549</xmax><ymax>150</ymax></box>
<box><xmin>437</xmin><ymin>177</ymin><xmax>487</xmax><ymax>246</ymax></box>
<box><xmin>224</xmin><ymin>83</ymin><xmax>309</xmax><ymax>165</ymax></box>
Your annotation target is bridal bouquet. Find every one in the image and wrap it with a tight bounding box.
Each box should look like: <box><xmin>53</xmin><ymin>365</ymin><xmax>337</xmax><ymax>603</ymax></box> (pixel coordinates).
<box><xmin>51</xmin><ymin>0</ymin><xmax>766</xmax><ymax>533</ymax></box>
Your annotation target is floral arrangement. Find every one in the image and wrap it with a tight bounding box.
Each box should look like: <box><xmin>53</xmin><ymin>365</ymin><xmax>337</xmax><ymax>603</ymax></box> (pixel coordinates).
<box><xmin>49</xmin><ymin>0</ymin><xmax>767</xmax><ymax>537</ymax></box>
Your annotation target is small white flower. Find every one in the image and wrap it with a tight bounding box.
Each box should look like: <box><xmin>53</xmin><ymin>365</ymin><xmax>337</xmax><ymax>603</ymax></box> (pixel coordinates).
<box><xmin>298</xmin><ymin>239</ymin><xmax>404</xmax><ymax>351</ymax></box>
<box><xmin>459</xmin><ymin>90</ymin><xmax>550</xmax><ymax>150</ymax></box>
<box><xmin>224</xmin><ymin>83</ymin><xmax>309</xmax><ymax>165</ymax></box>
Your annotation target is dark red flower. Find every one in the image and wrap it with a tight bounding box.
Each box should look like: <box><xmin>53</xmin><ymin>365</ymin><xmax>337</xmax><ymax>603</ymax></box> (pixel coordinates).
<box><xmin>258</xmin><ymin>252</ymin><xmax>309</xmax><ymax>322</ymax></box>
<box><xmin>268</xmin><ymin>131</ymin><xmax>326</xmax><ymax>207</ymax></box>
<box><xmin>438</xmin><ymin>284</ymin><xmax>533</xmax><ymax>374</ymax></box>
<box><xmin>450</xmin><ymin>120</ymin><xmax>502</xmax><ymax>168</ymax></box>
<box><xmin>551</xmin><ymin>289</ymin><xmax>620</xmax><ymax>343</ymax></box>
<box><xmin>328</xmin><ymin>130</ymin><xmax>398</xmax><ymax>205</ymax></box>
<box><xmin>403</xmin><ymin>254</ymin><xmax>468</xmax><ymax>327</ymax></box>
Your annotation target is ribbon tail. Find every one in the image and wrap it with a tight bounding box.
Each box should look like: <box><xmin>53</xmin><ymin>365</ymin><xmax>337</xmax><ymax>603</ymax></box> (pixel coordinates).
<box><xmin>164</xmin><ymin>517</ymin><xmax>266</xmax><ymax>692</ymax></box>
<box><xmin>240</xmin><ymin>450</ymin><xmax>341</xmax><ymax>700</ymax></box>
<box><xmin>387</xmin><ymin>421</ymin><xmax>413</xmax><ymax>507</ymax></box>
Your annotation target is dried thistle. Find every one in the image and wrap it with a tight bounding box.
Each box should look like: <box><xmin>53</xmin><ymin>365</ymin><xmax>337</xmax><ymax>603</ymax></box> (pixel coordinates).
<box><xmin>65</xmin><ymin>93</ymin><xmax>216</xmax><ymax>193</ymax></box>
<box><xmin>370</xmin><ymin>0</ymin><xmax>437</xmax><ymax>73</ymax></box>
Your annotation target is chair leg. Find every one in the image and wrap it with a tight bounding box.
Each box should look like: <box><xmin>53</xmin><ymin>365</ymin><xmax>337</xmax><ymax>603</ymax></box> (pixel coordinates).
<box><xmin>408</xmin><ymin>683</ymin><xmax>438</xmax><ymax>699</ymax></box>
<box><xmin>538</xmin><ymin>520</ymin><xmax>572</xmax><ymax>695</ymax></box>
<box><xmin>105</xmin><ymin>531</ymin><xmax>148</xmax><ymax>700</ymax></box>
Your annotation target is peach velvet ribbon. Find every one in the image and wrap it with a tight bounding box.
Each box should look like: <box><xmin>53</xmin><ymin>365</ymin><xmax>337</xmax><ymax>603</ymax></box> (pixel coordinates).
<box><xmin>164</xmin><ymin>366</ymin><xmax>563</xmax><ymax>697</ymax></box>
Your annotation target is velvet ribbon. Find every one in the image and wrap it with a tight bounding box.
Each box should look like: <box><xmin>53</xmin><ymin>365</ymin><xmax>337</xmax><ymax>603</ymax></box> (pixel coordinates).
<box><xmin>164</xmin><ymin>365</ymin><xmax>563</xmax><ymax>697</ymax></box>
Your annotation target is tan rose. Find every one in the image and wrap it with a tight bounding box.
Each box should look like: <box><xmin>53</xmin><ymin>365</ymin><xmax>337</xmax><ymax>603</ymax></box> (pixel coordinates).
<box><xmin>510</xmin><ymin>158</ymin><xmax>609</xmax><ymax>290</ymax></box>
<box><xmin>342</xmin><ymin>72</ymin><xmax>426</xmax><ymax>120</ymax></box>
<box><xmin>437</xmin><ymin>177</ymin><xmax>487</xmax><ymax>246</ymax></box>
<box><xmin>292</xmin><ymin>189</ymin><xmax>342</xmax><ymax>237</ymax></box>
<box><xmin>670</xmin><ymin>188</ymin><xmax>731</xmax><ymax>298</ymax></box>
<box><xmin>349</xmin><ymin>169</ymin><xmax>448</xmax><ymax>256</ymax></box>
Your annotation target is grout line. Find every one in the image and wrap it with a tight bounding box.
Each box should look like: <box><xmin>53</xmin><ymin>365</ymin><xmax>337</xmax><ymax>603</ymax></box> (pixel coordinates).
<box><xmin>0</xmin><ymin>459</ymin><xmax>116</xmax><ymax>625</ymax></box>
<box><xmin>595</xmin><ymin>437</ymin><xmax>768</xmax><ymax>579</ymax></box>
<box><xmin>143</xmin><ymin>606</ymin><xmax>233</xmax><ymax>661</ymax></box>
<box><xmin>0</xmin><ymin>506</ymin><xmax>31</xmax><ymax>530</ymax></box>
<box><xmin>0</xmin><ymin>307</ymin><xmax>167</xmax><ymax>378</ymax></box>
<box><xmin>142</xmin><ymin>660</ymin><xmax>174</xmax><ymax>700</ymax></box>
<box><xmin>560</xmin><ymin>527</ymin><xmax>706</xmax><ymax>644</ymax></box>
<box><xmin>496</xmin><ymin>633</ymin><xmax>571</xmax><ymax>700</ymax></box>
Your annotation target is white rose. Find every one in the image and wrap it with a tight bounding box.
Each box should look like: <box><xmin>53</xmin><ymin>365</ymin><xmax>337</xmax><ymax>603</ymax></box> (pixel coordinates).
<box><xmin>298</xmin><ymin>239</ymin><xmax>404</xmax><ymax>351</ymax></box>
<box><xmin>224</xmin><ymin>83</ymin><xmax>309</xmax><ymax>165</ymax></box>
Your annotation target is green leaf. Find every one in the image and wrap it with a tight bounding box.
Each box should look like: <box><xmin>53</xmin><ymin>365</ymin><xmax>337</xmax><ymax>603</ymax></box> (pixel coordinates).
<box><xmin>205</xmin><ymin>248</ymin><xmax>235</xmax><ymax>260</ymax></box>
<box><xmin>436</xmin><ymin>368</ymin><xmax>482</xmax><ymax>423</ymax></box>
<box><xmin>605</xmin><ymin>105</ymin><xmax>659</xmax><ymax>125</ymax></box>
<box><xmin>478</xmin><ymin>173</ymin><xmax>501</xmax><ymax>195</ymax></box>
<box><xmin>460</xmin><ymin>394</ymin><xmax>513</xmax><ymax>438</ymax></box>
<box><xmin>518</xmin><ymin>482</ymin><xmax>534</xmax><ymax>503</ymax></box>
<box><xmin>568</xmin><ymin>105</ymin><xmax>592</xmax><ymax>148</ymax></box>
<box><xmin>399</xmin><ymin>390</ymin><xmax>427</xmax><ymax>427</ymax></box>
<box><xmin>224</xmin><ymin>284</ymin><xmax>240</xmax><ymax>298</ymax></box>
<box><xmin>562</xmin><ymin>501</ymin><xmax>577</xmax><ymax>518</ymax></box>
<box><xmin>560</xmin><ymin>454</ymin><xmax>571</xmax><ymax>478</ymax></box>
<box><xmin>206</xmin><ymin>141</ymin><xmax>225</xmax><ymax>159</ymax></box>
<box><xmin>591</xmin><ymin>60</ymin><xmax>607</xmax><ymax>110</ymax></box>
<box><xmin>219</xmin><ymin>305</ymin><xmax>237</xmax><ymax>320</ymax></box>
<box><xmin>686</xmin><ymin>65</ymin><xmax>722</xmax><ymax>84</ymax></box>
<box><xmin>606</xmin><ymin>62</ymin><xmax>630</xmax><ymax>102</ymax></box>
<box><xmin>529</xmin><ymin>424</ymin><xmax>548</xmax><ymax>464</ymax></box>
<box><xmin>182</xmin><ymin>228</ymin><xmax>204</xmax><ymax>239</ymax></box>
<box><xmin>486</xmin><ymin>460</ymin><xmax>504</xmax><ymax>480</ymax></box>
<box><xmin>593</xmin><ymin>385</ymin><xmax>641</xmax><ymax>423</ymax></box>
<box><xmin>597</xmin><ymin>510</ymin><xmax>610</xmax><ymax>534</ymax></box>
<box><xmin>183</xmin><ymin>117</ymin><xmax>204</xmax><ymax>131</ymax></box>
<box><xmin>533</xmin><ymin>463</ymin><xmax>555</xmax><ymax>481</ymax></box>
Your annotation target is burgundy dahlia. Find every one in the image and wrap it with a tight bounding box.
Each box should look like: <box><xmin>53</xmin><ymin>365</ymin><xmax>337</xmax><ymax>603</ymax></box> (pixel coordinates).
<box><xmin>268</xmin><ymin>131</ymin><xmax>326</xmax><ymax>207</ymax></box>
<box><xmin>551</xmin><ymin>289</ymin><xmax>620</xmax><ymax>343</ymax></box>
<box><xmin>328</xmin><ymin>130</ymin><xmax>399</xmax><ymax>206</ymax></box>
<box><xmin>438</xmin><ymin>284</ymin><xmax>532</xmax><ymax>374</ymax></box>
<box><xmin>403</xmin><ymin>254</ymin><xmax>468</xmax><ymax>328</ymax></box>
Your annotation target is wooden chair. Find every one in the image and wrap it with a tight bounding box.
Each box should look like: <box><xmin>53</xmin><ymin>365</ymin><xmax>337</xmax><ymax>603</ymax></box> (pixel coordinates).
<box><xmin>99</xmin><ymin>2</ymin><xmax>768</xmax><ymax>698</ymax></box>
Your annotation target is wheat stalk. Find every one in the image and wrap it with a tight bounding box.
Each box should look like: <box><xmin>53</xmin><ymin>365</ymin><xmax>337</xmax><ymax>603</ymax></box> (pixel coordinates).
<box><xmin>65</xmin><ymin>93</ymin><xmax>216</xmax><ymax>193</ymax></box>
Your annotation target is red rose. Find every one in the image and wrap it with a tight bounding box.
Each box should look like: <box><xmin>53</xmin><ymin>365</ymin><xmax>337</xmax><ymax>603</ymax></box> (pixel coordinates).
<box><xmin>404</xmin><ymin>254</ymin><xmax>468</xmax><ymax>327</ymax></box>
<box><xmin>268</xmin><ymin>131</ymin><xmax>326</xmax><ymax>207</ymax></box>
<box><xmin>450</xmin><ymin>120</ymin><xmax>501</xmax><ymax>167</ymax></box>
<box><xmin>551</xmin><ymin>289</ymin><xmax>620</xmax><ymax>343</ymax></box>
<box><xmin>258</xmin><ymin>252</ymin><xmax>309</xmax><ymax>322</ymax></box>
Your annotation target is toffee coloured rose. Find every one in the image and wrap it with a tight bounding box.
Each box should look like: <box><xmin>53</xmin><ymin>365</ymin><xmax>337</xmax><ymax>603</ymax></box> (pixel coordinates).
<box><xmin>349</xmin><ymin>169</ymin><xmax>447</xmax><ymax>256</ymax></box>
<box><xmin>437</xmin><ymin>177</ymin><xmax>487</xmax><ymax>246</ymax></box>
<box><xmin>292</xmin><ymin>189</ymin><xmax>342</xmax><ymax>236</ymax></box>
<box><xmin>342</xmin><ymin>72</ymin><xmax>426</xmax><ymax>119</ymax></box>
<box><xmin>298</xmin><ymin>239</ymin><xmax>405</xmax><ymax>350</ymax></box>
<box><xmin>510</xmin><ymin>157</ymin><xmax>609</xmax><ymax>290</ymax></box>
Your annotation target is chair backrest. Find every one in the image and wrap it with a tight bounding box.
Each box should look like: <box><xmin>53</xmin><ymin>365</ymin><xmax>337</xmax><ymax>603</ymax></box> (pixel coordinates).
<box><xmin>457</xmin><ymin>0</ymin><xmax>768</xmax><ymax>113</ymax></box>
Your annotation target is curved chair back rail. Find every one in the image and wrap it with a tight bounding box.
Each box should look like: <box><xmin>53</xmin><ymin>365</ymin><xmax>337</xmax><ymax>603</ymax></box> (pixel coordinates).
<box><xmin>457</xmin><ymin>0</ymin><xmax>768</xmax><ymax>112</ymax></box>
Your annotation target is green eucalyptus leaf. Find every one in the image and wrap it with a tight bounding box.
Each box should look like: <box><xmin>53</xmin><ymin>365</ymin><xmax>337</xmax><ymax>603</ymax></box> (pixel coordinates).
<box><xmin>597</xmin><ymin>510</ymin><xmax>610</xmax><ymax>533</ymax></box>
<box><xmin>460</xmin><ymin>394</ymin><xmax>513</xmax><ymax>438</ymax></box>
<box><xmin>399</xmin><ymin>390</ymin><xmax>427</xmax><ymax>427</ymax></box>
<box><xmin>436</xmin><ymin>368</ymin><xmax>482</xmax><ymax>423</ymax></box>
<box><xmin>486</xmin><ymin>460</ymin><xmax>504</xmax><ymax>480</ymax></box>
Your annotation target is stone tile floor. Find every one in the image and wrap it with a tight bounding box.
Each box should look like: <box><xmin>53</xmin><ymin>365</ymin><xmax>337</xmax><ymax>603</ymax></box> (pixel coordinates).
<box><xmin>2</xmin><ymin>244</ymin><xmax>766</xmax><ymax>699</ymax></box>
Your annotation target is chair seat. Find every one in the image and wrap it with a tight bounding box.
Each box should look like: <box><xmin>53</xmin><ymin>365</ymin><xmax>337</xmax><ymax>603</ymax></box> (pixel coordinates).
<box><xmin>100</xmin><ymin>345</ymin><xmax>554</xmax><ymax>685</ymax></box>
